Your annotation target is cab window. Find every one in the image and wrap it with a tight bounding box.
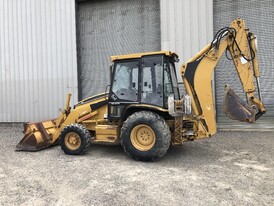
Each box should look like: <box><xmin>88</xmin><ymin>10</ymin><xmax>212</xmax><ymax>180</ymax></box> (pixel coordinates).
<box><xmin>112</xmin><ymin>61</ymin><xmax>139</xmax><ymax>101</ymax></box>
<box><xmin>163</xmin><ymin>61</ymin><xmax>180</xmax><ymax>108</ymax></box>
<box><xmin>141</xmin><ymin>56</ymin><xmax>163</xmax><ymax>107</ymax></box>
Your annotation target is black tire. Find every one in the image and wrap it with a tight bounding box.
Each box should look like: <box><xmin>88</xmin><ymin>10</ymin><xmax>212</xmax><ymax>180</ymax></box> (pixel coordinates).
<box><xmin>121</xmin><ymin>111</ymin><xmax>171</xmax><ymax>161</ymax></box>
<box><xmin>59</xmin><ymin>124</ymin><xmax>92</xmax><ymax>155</ymax></box>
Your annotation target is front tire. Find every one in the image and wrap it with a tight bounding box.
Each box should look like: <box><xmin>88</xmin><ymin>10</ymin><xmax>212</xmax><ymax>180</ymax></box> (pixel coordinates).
<box><xmin>121</xmin><ymin>111</ymin><xmax>171</xmax><ymax>161</ymax></box>
<box><xmin>59</xmin><ymin>124</ymin><xmax>92</xmax><ymax>155</ymax></box>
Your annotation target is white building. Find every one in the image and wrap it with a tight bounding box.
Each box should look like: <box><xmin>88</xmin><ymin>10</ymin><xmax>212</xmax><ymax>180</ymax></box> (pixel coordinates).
<box><xmin>0</xmin><ymin>0</ymin><xmax>273</xmax><ymax>130</ymax></box>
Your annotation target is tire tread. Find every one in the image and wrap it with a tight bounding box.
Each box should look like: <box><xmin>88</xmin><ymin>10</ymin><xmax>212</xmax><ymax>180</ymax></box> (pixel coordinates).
<box><xmin>121</xmin><ymin>111</ymin><xmax>171</xmax><ymax>161</ymax></box>
<box><xmin>59</xmin><ymin>124</ymin><xmax>92</xmax><ymax>155</ymax></box>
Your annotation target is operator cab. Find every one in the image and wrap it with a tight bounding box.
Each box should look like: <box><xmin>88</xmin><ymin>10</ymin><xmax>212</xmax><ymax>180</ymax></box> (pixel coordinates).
<box><xmin>108</xmin><ymin>51</ymin><xmax>180</xmax><ymax>120</ymax></box>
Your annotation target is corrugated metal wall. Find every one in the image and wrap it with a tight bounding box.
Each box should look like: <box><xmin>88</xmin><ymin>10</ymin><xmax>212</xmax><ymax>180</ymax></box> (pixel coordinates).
<box><xmin>0</xmin><ymin>0</ymin><xmax>78</xmax><ymax>122</ymax></box>
<box><xmin>160</xmin><ymin>0</ymin><xmax>213</xmax><ymax>64</ymax></box>
<box><xmin>77</xmin><ymin>0</ymin><xmax>161</xmax><ymax>99</ymax></box>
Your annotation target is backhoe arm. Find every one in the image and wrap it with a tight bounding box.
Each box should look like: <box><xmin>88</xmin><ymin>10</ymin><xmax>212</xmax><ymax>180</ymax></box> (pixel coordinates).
<box><xmin>181</xmin><ymin>18</ymin><xmax>266</xmax><ymax>136</ymax></box>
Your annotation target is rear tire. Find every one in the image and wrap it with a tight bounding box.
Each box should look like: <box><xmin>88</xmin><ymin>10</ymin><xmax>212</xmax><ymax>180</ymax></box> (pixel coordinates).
<box><xmin>121</xmin><ymin>111</ymin><xmax>171</xmax><ymax>161</ymax></box>
<box><xmin>59</xmin><ymin>124</ymin><xmax>91</xmax><ymax>155</ymax></box>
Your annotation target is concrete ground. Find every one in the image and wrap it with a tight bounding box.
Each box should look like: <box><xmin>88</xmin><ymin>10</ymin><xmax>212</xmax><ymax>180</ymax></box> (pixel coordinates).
<box><xmin>0</xmin><ymin>124</ymin><xmax>273</xmax><ymax>206</ymax></box>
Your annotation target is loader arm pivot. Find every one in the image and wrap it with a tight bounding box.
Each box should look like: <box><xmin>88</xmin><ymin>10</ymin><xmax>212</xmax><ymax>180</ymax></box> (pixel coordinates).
<box><xmin>181</xmin><ymin>18</ymin><xmax>266</xmax><ymax>136</ymax></box>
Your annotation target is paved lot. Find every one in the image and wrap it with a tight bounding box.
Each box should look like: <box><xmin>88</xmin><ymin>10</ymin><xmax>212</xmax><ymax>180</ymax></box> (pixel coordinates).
<box><xmin>0</xmin><ymin>124</ymin><xmax>273</xmax><ymax>206</ymax></box>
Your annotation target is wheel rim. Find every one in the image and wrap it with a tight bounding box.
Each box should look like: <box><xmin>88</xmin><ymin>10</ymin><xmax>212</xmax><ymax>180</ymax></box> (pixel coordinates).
<box><xmin>130</xmin><ymin>124</ymin><xmax>156</xmax><ymax>151</ymax></box>
<box><xmin>64</xmin><ymin>132</ymin><xmax>81</xmax><ymax>151</ymax></box>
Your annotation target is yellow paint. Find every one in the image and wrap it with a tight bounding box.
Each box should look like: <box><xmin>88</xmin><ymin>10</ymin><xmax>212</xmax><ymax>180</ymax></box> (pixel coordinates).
<box><xmin>64</xmin><ymin>132</ymin><xmax>81</xmax><ymax>151</ymax></box>
<box><xmin>111</xmin><ymin>51</ymin><xmax>178</xmax><ymax>61</ymax></box>
<box><xmin>130</xmin><ymin>124</ymin><xmax>156</xmax><ymax>151</ymax></box>
<box><xmin>94</xmin><ymin>124</ymin><xmax>120</xmax><ymax>142</ymax></box>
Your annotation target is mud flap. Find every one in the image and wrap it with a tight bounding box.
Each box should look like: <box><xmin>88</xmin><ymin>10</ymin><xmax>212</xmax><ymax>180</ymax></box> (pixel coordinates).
<box><xmin>223</xmin><ymin>86</ymin><xmax>255</xmax><ymax>123</ymax></box>
<box><xmin>16</xmin><ymin>120</ymin><xmax>58</xmax><ymax>151</ymax></box>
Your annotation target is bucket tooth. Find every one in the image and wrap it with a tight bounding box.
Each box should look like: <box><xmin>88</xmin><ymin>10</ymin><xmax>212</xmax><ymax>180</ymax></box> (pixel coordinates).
<box><xmin>223</xmin><ymin>87</ymin><xmax>255</xmax><ymax>123</ymax></box>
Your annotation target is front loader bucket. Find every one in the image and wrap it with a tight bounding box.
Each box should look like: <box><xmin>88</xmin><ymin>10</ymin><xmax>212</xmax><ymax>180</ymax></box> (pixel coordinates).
<box><xmin>223</xmin><ymin>86</ymin><xmax>255</xmax><ymax>123</ymax></box>
<box><xmin>16</xmin><ymin>120</ymin><xmax>58</xmax><ymax>151</ymax></box>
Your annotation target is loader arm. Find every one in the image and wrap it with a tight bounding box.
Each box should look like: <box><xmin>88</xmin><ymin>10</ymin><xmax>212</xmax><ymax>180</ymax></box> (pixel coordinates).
<box><xmin>181</xmin><ymin>18</ymin><xmax>266</xmax><ymax>136</ymax></box>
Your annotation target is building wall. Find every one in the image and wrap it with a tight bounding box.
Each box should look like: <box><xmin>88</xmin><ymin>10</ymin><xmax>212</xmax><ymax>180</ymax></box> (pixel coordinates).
<box><xmin>160</xmin><ymin>0</ymin><xmax>213</xmax><ymax>64</ymax></box>
<box><xmin>0</xmin><ymin>0</ymin><xmax>78</xmax><ymax>122</ymax></box>
<box><xmin>0</xmin><ymin>0</ymin><xmax>213</xmax><ymax>122</ymax></box>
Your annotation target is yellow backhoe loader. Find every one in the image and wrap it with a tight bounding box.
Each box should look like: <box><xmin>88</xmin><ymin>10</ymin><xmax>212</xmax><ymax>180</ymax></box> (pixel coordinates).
<box><xmin>17</xmin><ymin>18</ymin><xmax>266</xmax><ymax>161</ymax></box>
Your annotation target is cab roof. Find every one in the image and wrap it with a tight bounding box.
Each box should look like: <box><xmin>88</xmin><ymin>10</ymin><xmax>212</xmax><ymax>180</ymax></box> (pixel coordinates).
<box><xmin>110</xmin><ymin>51</ymin><xmax>178</xmax><ymax>62</ymax></box>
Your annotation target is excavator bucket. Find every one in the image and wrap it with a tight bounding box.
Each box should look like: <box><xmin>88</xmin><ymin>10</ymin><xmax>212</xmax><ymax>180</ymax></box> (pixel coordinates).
<box><xmin>223</xmin><ymin>86</ymin><xmax>255</xmax><ymax>123</ymax></box>
<box><xmin>16</xmin><ymin>120</ymin><xmax>58</xmax><ymax>151</ymax></box>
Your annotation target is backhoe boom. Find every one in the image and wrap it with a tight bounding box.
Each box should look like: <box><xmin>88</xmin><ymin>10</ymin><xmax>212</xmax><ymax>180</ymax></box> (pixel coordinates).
<box><xmin>180</xmin><ymin>18</ymin><xmax>266</xmax><ymax>137</ymax></box>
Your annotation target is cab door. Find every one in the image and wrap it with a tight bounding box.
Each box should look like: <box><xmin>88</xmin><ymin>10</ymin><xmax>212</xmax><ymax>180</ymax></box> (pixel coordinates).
<box><xmin>140</xmin><ymin>55</ymin><xmax>164</xmax><ymax>107</ymax></box>
<box><xmin>108</xmin><ymin>60</ymin><xmax>139</xmax><ymax>120</ymax></box>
